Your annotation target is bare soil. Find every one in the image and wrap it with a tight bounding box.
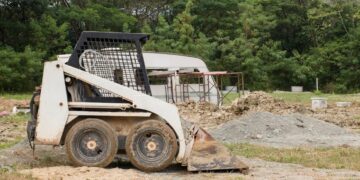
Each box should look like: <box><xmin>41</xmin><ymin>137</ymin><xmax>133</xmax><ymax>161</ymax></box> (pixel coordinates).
<box><xmin>177</xmin><ymin>101</ymin><xmax>234</xmax><ymax>129</ymax></box>
<box><xmin>19</xmin><ymin>156</ymin><xmax>360</xmax><ymax>180</ymax></box>
<box><xmin>178</xmin><ymin>91</ymin><xmax>360</xmax><ymax>130</ymax></box>
<box><xmin>0</xmin><ymin>117</ymin><xmax>27</xmax><ymax>147</ymax></box>
<box><xmin>0</xmin><ymin>98</ymin><xmax>28</xmax><ymax>112</ymax></box>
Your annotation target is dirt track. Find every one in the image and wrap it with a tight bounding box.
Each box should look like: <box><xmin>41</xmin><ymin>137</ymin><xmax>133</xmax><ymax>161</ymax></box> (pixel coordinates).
<box><xmin>20</xmin><ymin>157</ymin><xmax>360</xmax><ymax>180</ymax></box>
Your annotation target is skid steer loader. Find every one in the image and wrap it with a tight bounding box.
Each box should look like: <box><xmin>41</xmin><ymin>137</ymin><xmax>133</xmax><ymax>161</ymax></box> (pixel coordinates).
<box><xmin>26</xmin><ymin>31</ymin><xmax>248</xmax><ymax>173</ymax></box>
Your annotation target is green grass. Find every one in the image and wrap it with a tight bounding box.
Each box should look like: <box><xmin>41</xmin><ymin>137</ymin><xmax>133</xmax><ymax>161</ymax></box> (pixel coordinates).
<box><xmin>0</xmin><ymin>138</ymin><xmax>23</xmax><ymax>150</ymax></box>
<box><xmin>0</xmin><ymin>93</ymin><xmax>32</xmax><ymax>100</ymax></box>
<box><xmin>0</xmin><ymin>114</ymin><xmax>29</xmax><ymax>150</ymax></box>
<box><xmin>228</xmin><ymin>143</ymin><xmax>360</xmax><ymax>170</ymax></box>
<box><xmin>0</xmin><ymin>114</ymin><xmax>29</xmax><ymax>123</ymax></box>
<box><xmin>271</xmin><ymin>92</ymin><xmax>360</xmax><ymax>105</ymax></box>
<box><xmin>222</xmin><ymin>92</ymin><xmax>241</xmax><ymax>105</ymax></box>
<box><xmin>0</xmin><ymin>164</ymin><xmax>35</xmax><ymax>180</ymax></box>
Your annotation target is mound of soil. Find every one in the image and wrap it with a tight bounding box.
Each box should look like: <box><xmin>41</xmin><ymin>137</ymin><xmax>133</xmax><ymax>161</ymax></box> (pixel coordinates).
<box><xmin>178</xmin><ymin>91</ymin><xmax>360</xmax><ymax>130</ymax></box>
<box><xmin>229</xmin><ymin>91</ymin><xmax>309</xmax><ymax>115</ymax></box>
<box><xmin>177</xmin><ymin>101</ymin><xmax>234</xmax><ymax>129</ymax></box>
<box><xmin>210</xmin><ymin>112</ymin><xmax>360</xmax><ymax>148</ymax></box>
<box><xmin>177</xmin><ymin>91</ymin><xmax>308</xmax><ymax>129</ymax></box>
<box><xmin>310</xmin><ymin>105</ymin><xmax>360</xmax><ymax>129</ymax></box>
<box><xmin>0</xmin><ymin>98</ymin><xmax>28</xmax><ymax>112</ymax></box>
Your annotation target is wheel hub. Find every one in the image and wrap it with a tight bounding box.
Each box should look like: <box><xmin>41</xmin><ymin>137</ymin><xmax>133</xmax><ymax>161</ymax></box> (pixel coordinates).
<box><xmin>146</xmin><ymin>141</ymin><xmax>157</xmax><ymax>151</ymax></box>
<box><xmin>78</xmin><ymin>131</ymin><xmax>106</xmax><ymax>158</ymax></box>
<box><xmin>86</xmin><ymin>140</ymin><xmax>97</xmax><ymax>150</ymax></box>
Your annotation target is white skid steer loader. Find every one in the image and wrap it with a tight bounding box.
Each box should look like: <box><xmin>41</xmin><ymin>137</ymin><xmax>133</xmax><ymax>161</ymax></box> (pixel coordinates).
<box><xmin>27</xmin><ymin>31</ymin><xmax>248</xmax><ymax>173</ymax></box>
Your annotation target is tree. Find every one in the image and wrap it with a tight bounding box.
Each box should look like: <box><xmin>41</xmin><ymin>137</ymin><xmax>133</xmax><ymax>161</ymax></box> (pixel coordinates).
<box><xmin>144</xmin><ymin>1</ymin><xmax>215</xmax><ymax>61</ymax></box>
<box><xmin>0</xmin><ymin>47</ymin><xmax>44</xmax><ymax>92</ymax></box>
<box><xmin>30</xmin><ymin>15</ymin><xmax>72</xmax><ymax>60</ymax></box>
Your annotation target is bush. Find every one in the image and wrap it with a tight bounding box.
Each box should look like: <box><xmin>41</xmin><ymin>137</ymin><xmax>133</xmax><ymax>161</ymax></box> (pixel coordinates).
<box><xmin>0</xmin><ymin>47</ymin><xmax>44</xmax><ymax>92</ymax></box>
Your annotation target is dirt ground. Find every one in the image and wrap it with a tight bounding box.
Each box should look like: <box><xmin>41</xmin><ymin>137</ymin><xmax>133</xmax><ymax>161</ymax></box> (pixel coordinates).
<box><xmin>3</xmin><ymin>91</ymin><xmax>360</xmax><ymax>179</ymax></box>
<box><xmin>0</xmin><ymin>97</ymin><xmax>28</xmax><ymax>112</ymax></box>
<box><xmin>19</xmin><ymin>155</ymin><xmax>360</xmax><ymax>180</ymax></box>
<box><xmin>1</xmin><ymin>142</ymin><xmax>359</xmax><ymax>179</ymax></box>
<box><xmin>0</xmin><ymin>116</ymin><xmax>27</xmax><ymax>147</ymax></box>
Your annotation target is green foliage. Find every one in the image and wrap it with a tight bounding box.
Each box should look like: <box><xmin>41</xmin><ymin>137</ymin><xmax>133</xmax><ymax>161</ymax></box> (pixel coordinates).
<box><xmin>0</xmin><ymin>47</ymin><xmax>44</xmax><ymax>92</ymax></box>
<box><xmin>30</xmin><ymin>15</ymin><xmax>72</xmax><ymax>59</ymax></box>
<box><xmin>144</xmin><ymin>0</ymin><xmax>215</xmax><ymax>60</ymax></box>
<box><xmin>53</xmin><ymin>3</ymin><xmax>137</xmax><ymax>42</ymax></box>
<box><xmin>1</xmin><ymin>0</ymin><xmax>360</xmax><ymax>93</ymax></box>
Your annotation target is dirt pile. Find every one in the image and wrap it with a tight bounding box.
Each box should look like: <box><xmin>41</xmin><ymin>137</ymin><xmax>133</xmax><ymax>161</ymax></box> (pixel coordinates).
<box><xmin>178</xmin><ymin>91</ymin><xmax>360</xmax><ymax>130</ymax></box>
<box><xmin>177</xmin><ymin>101</ymin><xmax>234</xmax><ymax>129</ymax></box>
<box><xmin>210</xmin><ymin>112</ymin><xmax>360</xmax><ymax>148</ymax></box>
<box><xmin>177</xmin><ymin>91</ymin><xmax>308</xmax><ymax>129</ymax></box>
<box><xmin>309</xmin><ymin>104</ymin><xmax>360</xmax><ymax>129</ymax></box>
<box><xmin>0</xmin><ymin>98</ymin><xmax>28</xmax><ymax>112</ymax></box>
<box><xmin>229</xmin><ymin>91</ymin><xmax>309</xmax><ymax>115</ymax></box>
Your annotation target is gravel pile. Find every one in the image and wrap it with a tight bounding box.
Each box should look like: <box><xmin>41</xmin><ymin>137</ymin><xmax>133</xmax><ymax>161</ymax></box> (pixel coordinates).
<box><xmin>210</xmin><ymin>112</ymin><xmax>360</xmax><ymax>148</ymax></box>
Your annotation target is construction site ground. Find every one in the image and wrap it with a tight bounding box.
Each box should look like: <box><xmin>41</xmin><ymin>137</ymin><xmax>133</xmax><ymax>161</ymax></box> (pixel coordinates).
<box><xmin>2</xmin><ymin>92</ymin><xmax>360</xmax><ymax>179</ymax></box>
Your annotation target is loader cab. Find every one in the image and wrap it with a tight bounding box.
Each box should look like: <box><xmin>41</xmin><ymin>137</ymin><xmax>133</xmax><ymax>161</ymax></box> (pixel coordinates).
<box><xmin>58</xmin><ymin>52</ymin><xmax>220</xmax><ymax>105</ymax></box>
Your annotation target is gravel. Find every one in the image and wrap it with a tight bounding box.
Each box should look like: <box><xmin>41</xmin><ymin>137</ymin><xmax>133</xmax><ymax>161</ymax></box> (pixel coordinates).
<box><xmin>210</xmin><ymin>112</ymin><xmax>360</xmax><ymax>148</ymax></box>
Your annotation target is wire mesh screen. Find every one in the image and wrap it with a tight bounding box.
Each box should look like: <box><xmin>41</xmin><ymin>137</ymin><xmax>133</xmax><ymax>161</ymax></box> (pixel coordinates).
<box><xmin>67</xmin><ymin>32</ymin><xmax>151</xmax><ymax>99</ymax></box>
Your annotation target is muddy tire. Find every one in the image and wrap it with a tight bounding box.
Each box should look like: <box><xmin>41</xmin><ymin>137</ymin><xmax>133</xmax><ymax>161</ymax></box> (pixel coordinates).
<box><xmin>125</xmin><ymin>120</ymin><xmax>178</xmax><ymax>172</ymax></box>
<box><xmin>65</xmin><ymin>118</ymin><xmax>118</xmax><ymax>167</ymax></box>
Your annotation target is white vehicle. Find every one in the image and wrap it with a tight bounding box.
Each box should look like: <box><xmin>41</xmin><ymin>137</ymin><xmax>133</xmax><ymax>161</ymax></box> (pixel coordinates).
<box><xmin>27</xmin><ymin>31</ymin><xmax>248</xmax><ymax>173</ymax></box>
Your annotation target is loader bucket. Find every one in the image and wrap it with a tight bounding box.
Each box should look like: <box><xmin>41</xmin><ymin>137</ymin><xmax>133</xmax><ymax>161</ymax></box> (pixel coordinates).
<box><xmin>187</xmin><ymin>128</ymin><xmax>249</xmax><ymax>173</ymax></box>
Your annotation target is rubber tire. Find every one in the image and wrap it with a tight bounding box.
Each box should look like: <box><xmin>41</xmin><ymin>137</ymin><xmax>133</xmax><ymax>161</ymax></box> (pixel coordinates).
<box><xmin>125</xmin><ymin>120</ymin><xmax>178</xmax><ymax>172</ymax></box>
<box><xmin>65</xmin><ymin>118</ymin><xmax>118</xmax><ymax>167</ymax></box>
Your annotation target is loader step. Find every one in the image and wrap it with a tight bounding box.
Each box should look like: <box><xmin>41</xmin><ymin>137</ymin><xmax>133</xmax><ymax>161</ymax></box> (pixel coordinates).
<box><xmin>68</xmin><ymin>111</ymin><xmax>151</xmax><ymax>117</ymax></box>
<box><xmin>68</xmin><ymin>102</ymin><xmax>133</xmax><ymax>109</ymax></box>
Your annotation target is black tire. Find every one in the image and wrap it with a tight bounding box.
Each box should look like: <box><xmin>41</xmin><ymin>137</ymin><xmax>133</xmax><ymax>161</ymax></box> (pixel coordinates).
<box><xmin>125</xmin><ymin>120</ymin><xmax>178</xmax><ymax>172</ymax></box>
<box><xmin>65</xmin><ymin>118</ymin><xmax>118</xmax><ymax>167</ymax></box>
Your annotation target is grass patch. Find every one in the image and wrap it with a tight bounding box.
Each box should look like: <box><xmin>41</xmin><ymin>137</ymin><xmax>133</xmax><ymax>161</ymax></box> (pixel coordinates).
<box><xmin>0</xmin><ymin>114</ymin><xmax>29</xmax><ymax>123</ymax></box>
<box><xmin>222</xmin><ymin>92</ymin><xmax>241</xmax><ymax>105</ymax></box>
<box><xmin>271</xmin><ymin>92</ymin><xmax>360</xmax><ymax>105</ymax></box>
<box><xmin>0</xmin><ymin>171</ymin><xmax>34</xmax><ymax>180</ymax></box>
<box><xmin>0</xmin><ymin>93</ymin><xmax>32</xmax><ymax>100</ymax></box>
<box><xmin>0</xmin><ymin>114</ymin><xmax>29</xmax><ymax>150</ymax></box>
<box><xmin>0</xmin><ymin>165</ymin><xmax>34</xmax><ymax>180</ymax></box>
<box><xmin>228</xmin><ymin>143</ymin><xmax>360</xmax><ymax>170</ymax></box>
<box><xmin>0</xmin><ymin>138</ymin><xmax>23</xmax><ymax>150</ymax></box>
